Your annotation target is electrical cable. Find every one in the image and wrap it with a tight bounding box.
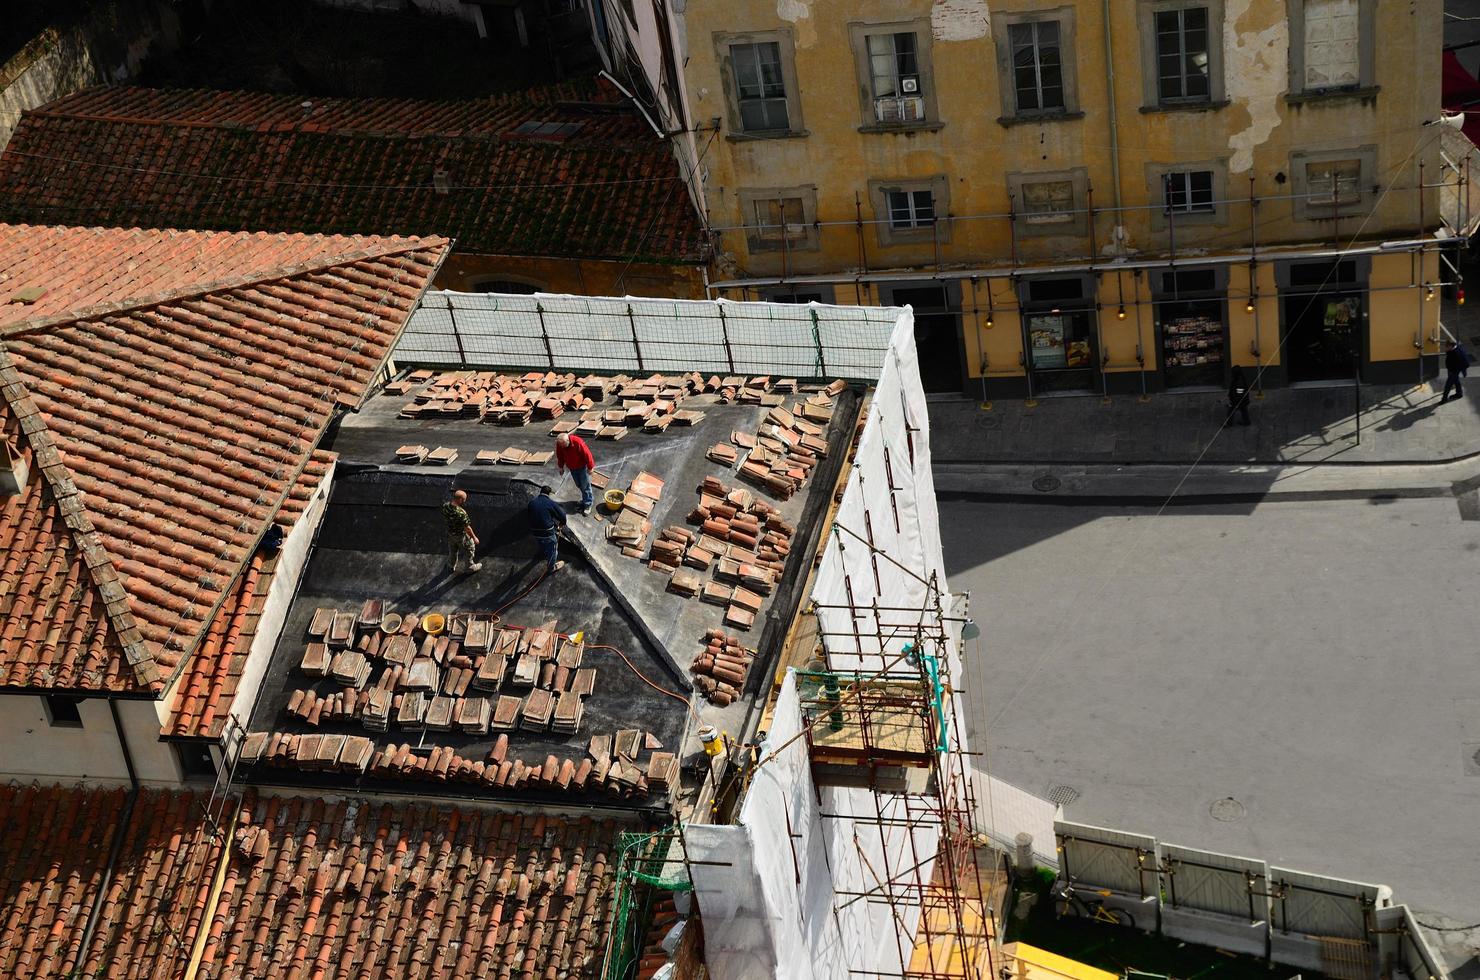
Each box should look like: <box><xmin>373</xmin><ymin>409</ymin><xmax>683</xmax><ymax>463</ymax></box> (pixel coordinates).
<box><xmin>586</xmin><ymin>643</ymin><xmax>690</xmax><ymax>705</ymax></box>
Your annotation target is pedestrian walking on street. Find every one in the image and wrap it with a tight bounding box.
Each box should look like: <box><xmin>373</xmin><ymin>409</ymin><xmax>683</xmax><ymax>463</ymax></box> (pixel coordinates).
<box><xmin>554</xmin><ymin>432</ymin><xmax>596</xmax><ymax>514</ymax></box>
<box><xmin>442</xmin><ymin>489</ymin><xmax>482</xmax><ymax>574</ymax></box>
<box><xmin>1442</xmin><ymin>340</ymin><xmax>1470</xmax><ymax>403</ymax></box>
<box><xmin>528</xmin><ymin>484</ymin><xmax>567</xmax><ymax>573</ymax></box>
<box><xmin>1226</xmin><ymin>366</ymin><xmax>1252</xmax><ymax>426</ymax></box>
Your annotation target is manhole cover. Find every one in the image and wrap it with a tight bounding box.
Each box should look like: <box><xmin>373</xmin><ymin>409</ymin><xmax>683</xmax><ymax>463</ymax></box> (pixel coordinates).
<box><xmin>1046</xmin><ymin>785</ymin><xmax>1080</xmax><ymax>806</ymax></box>
<box><xmin>1209</xmin><ymin>797</ymin><xmax>1246</xmax><ymax>822</ymax></box>
<box><xmin>1032</xmin><ymin>475</ymin><xmax>1061</xmax><ymax>493</ymax></box>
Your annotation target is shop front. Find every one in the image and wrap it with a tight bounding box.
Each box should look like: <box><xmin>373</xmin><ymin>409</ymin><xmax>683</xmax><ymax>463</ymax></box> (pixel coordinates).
<box><xmin>1278</xmin><ymin>258</ymin><xmax>1369</xmax><ymax>384</ymax></box>
<box><xmin>1153</xmin><ymin>267</ymin><xmax>1229</xmax><ymax>389</ymax></box>
<box><xmin>1019</xmin><ymin>276</ymin><xmax>1099</xmax><ymax>394</ymax></box>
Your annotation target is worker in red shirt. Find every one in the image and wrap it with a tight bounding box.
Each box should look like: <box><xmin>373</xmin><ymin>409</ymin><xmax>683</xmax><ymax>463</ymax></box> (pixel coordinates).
<box><xmin>554</xmin><ymin>432</ymin><xmax>596</xmax><ymax>514</ymax></box>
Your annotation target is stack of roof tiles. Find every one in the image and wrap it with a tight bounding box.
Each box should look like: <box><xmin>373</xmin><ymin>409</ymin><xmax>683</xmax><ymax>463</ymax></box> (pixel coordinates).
<box><xmin>0</xmin><ymin>224</ymin><xmax>447</xmax><ymax>696</ymax></box>
<box><xmin>0</xmin><ymin>81</ymin><xmax>707</xmax><ymax>264</ymax></box>
<box><xmin>240</xmin><ymin>609</ymin><xmax>677</xmax><ymax>800</ymax></box>
<box><xmin>691</xmin><ymin>628</ymin><xmax>756</xmax><ymax>706</ymax></box>
<box><xmin>0</xmin><ymin>783</ymin><xmax>625</xmax><ymax>979</ymax></box>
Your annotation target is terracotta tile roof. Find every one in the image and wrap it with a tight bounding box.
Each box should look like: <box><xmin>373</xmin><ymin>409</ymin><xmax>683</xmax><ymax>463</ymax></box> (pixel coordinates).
<box><xmin>209</xmin><ymin>795</ymin><xmax>621</xmax><ymax>979</ymax></box>
<box><xmin>166</xmin><ymin>450</ymin><xmax>337</xmax><ymax>738</ymax></box>
<box><xmin>0</xmin><ymin>409</ymin><xmax>134</xmax><ymax>690</ymax></box>
<box><xmin>0</xmin><ymin>784</ymin><xmax>623</xmax><ymax>979</ymax></box>
<box><xmin>0</xmin><ymin>82</ymin><xmax>708</xmax><ymax>264</ymax></box>
<box><xmin>0</xmin><ymin>784</ymin><xmax>223</xmax><ymax>979</ymax></box>
<box><xmin>0</xmin><ymin>224</ymin><xmax>448</xmax><ymax>692</ymax></box>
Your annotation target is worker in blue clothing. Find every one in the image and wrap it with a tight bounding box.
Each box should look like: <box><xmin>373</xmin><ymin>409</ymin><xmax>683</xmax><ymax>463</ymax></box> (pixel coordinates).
<box><xmin>527</xmin><ymin>484</ymin><xmax>567</xmax><ymax>573</ymax></box>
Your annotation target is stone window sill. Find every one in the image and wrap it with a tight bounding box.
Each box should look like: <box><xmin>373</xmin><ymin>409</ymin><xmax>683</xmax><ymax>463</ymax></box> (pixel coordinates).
<box><xmin>1284</xmin><ymin>86</ymin><xmax>1380</xmax><ymax>105</ymax></box>
<box><xmin>857</xmin><ymin>121</ymin><xmax>946</xmax><ymax>135</ymax></box>
<box><xmin>997</xmin><ymin>111</ymin><xmax>1086</xmax><ymax>128</ymax></box>
<box><xmin>1139</xmin><ymin>99</ymin><xmax>1231</xmax><ymax>115</ymax></box>
<box><xmin>725</xmin><ymin>129</ymin><xmax>810</xmax><ymax>143</ymax></box>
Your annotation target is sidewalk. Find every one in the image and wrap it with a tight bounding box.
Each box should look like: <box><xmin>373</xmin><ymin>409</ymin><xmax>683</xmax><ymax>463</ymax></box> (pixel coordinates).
<box><xmin>929</xmin><ymin>378</ymin><xmax>1480</xmax><ymax>466</ymax></box>
<box><xmin>932</xmin><ymin>292</ymin><xmax>1480</xmax><ymax>467</ymax></box>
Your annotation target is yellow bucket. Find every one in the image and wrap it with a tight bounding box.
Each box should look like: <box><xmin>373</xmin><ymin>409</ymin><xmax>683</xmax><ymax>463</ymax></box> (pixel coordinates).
<box><xmin>603</xmin><ymin>489</ymin><xmax>625</xmax><ymax>513</ymax></box>
<box><xmin>422</xmin><ymin>613</ymin><xmax>446</xmax><ymax>636</ymax></box>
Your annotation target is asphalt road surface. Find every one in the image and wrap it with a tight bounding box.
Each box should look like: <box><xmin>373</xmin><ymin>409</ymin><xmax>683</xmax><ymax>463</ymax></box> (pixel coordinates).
<box><xmin>945</xmin><ymin>491</ymin><xmax>1480</xmax><ymax>921</ymax></box>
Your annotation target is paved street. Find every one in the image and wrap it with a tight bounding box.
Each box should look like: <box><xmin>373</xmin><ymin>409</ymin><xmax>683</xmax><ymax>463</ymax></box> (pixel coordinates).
<box><xmin>945</xmin><ymin>486</ymin><xmax>1480</xmax><ymax>929</ymax></box>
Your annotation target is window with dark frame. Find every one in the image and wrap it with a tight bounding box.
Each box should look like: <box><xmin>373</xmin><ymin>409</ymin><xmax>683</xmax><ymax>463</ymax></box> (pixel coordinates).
<box><xmin>753</xmin><ymin>196</ymin><xmax>807</xmax><ymax>242</ymax></box>
<box><xmin>866</xmin><ymin>32</ymin><xmax>923</xmax><ymax>123</ymax></box>
<box><xmin>1009</xmin><ymin>21</ymin><xmax>1065</xmax><ymax>112</ymax></box>
<box><xmin>1163</xmin><ymin>170</ymin><xmax>1215</xmax><ymax>213</ymax></box>
<box><xmin>1155</xmin><ymin>6</ymin><xmax>1211</xmax><ymax>102</ymax></box>
<box><xmin>731</xmin><ymin>42</ymin><xmax>791</xmax><ymax>133</ymax></box>
<box><xmin>886</xmin><ymin>189</ymin><xmax>935</xmax><ymax>230</ymax></box>
<box><xmin>44</xmin><ymin>695</ymin><xmax>83</xmax><ymax>728</ymax></box>
<box><xmin>1305</xmin><ymin>159</ymin><xmax>1362</xmax><ymax>206</ymax></box>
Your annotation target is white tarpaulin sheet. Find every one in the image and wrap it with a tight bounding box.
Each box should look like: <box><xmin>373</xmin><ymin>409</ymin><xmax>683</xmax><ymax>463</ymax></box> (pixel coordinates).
<box><xmin>395</xmin><ymin>291</ymin><xmax>900</xmax><ymax>381</ymax></box>
<box><xmin>688</xmin><ymin>671</ymin><xmax>848</xmax><ymax>980</ymax></box>
<box><xmin>690</xmin><ymin>308</ymin><xmax>970</xmax><ymax>979</ymax></box>
<box><xmin>810</xmin><ymin>309</ymin><xmax>952</xmax><ymax>678</ymax></box>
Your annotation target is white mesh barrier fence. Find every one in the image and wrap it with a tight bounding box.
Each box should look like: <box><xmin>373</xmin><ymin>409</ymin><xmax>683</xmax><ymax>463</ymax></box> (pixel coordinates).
<box><xmin>395</xmin><ymin>291</ymin><xmax>901</xmax><ymax>381</ymax></box>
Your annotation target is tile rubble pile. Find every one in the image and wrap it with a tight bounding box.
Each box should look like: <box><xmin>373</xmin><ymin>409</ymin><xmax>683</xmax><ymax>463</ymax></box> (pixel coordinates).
<box><xmin>689</xmin><ymin>628</ymin><xmax>756</xmax><ymax>706</ymax></box>
<box><xmin>242</xmin><ymin>604</ymin><xmax>675</xmax><ymax>800</ymax></box>
<box><xmin>709</xmin><ymin>379</ymin><xmax>846</xmax><ymax>500</ymax></box>
<box><xmin>637</xmin><ymin>475</ymin><xmax>794</xmax><ymax>638</ymax></box>
<box><xmin>606</xmin><ymin>469</ymin><xmax>665</xmax><ymax>556</ymax></box>
<box><xmin>552</xmin><ymin>373</ymin><xmax>710</xmax><ymax>440</ymax></box>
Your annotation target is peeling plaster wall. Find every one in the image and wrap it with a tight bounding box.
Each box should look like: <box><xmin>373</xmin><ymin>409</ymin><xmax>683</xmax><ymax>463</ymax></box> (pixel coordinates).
<box><xmin>931</xmin><ymin>0</ymin><xmax>990</xmax><ymax>42</ymax></box>
<box><xmin>684</xmin><ymin>0</ymin><xmax>1443</xmax><ymax>386</ymax></box>
<box><xmin>1225</xmin><ymin>0</ymin><xmax>1287</xmax><ymax>174</ymax></box>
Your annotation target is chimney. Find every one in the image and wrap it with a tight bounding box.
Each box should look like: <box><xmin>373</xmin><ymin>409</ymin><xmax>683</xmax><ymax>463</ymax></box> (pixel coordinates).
<box><xmin>0</xmin><ymin>436</ymin><xmax>28</xmax><ymax>496</ymax></box>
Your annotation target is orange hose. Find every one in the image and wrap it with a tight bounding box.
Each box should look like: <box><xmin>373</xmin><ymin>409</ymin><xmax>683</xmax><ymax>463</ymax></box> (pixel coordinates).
<box><xmin>491</xmin><ymin>565</ymin><xmax>549</xmax><ymax>618</ymax></box>
<box><xmin>587</xmin><ymin>644</ymin><xmax>690</xmax><ymax>705</ymax></box>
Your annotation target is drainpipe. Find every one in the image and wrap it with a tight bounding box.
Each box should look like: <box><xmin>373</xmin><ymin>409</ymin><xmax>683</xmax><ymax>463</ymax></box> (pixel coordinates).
<box><xmin>72</xmin><ymin>699</ymin><xmax>142</xmax><ymax>971</ymax></box>
<box><xmin>1102</xmin><ymin>0</ymin><xmax>1125</xmax><ymax>255</ymax></box>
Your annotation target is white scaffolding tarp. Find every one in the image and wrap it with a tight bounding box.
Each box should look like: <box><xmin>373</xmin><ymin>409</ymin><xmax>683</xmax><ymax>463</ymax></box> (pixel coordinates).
<box><xmin>810</xmin><ymin>308</ymin><xmax>952</xmax><ymax>677</ymax></box>
<box><xmin>688</xmin><ymin>671</ymin><xmax>847</xmax><ymax>980</ymax></box>
<box><xmin>690</xmin><ymin>305</ymin><xmax>983</xmax><ymax>979</ymax></box>
<box><xmin>395</xmin><ymin>291</ymin><xmax>902</xmax><ymax>381</ymax></box>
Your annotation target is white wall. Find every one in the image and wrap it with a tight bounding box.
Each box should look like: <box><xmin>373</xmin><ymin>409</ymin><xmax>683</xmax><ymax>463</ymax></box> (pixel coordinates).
<box><xmin>0</xmin><ymin>695</ymin><xmax>182</xmax><ymax>787</ymax></box>
<box><xmin>226</xmin><ymin>463</ymin><xmax>335</xmax><ymax>756</ymax></box>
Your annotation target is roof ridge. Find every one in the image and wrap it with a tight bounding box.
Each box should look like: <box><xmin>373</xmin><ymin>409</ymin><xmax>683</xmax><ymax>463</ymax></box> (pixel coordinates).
<box><xmin>0</xmin><ymin>351</ymin><xmax>162</xmax><ymax>690</ymax></box>
<box><xmin>0</xmin><ymin>236</ymin><xmax>447</xmax><ymax>341</ymax></box>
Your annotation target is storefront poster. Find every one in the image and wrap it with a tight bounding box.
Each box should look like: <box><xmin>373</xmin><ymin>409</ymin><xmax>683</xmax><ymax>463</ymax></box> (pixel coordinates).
<box><xmin>1029</xmin><ymin>315</ymin><xmax>1067</xmax><ymax>369</ymax></box>
<box><xmin>1324</xmin><ymin>298</ymin><xmax>1358</xmax><ymax>329</ymax></box>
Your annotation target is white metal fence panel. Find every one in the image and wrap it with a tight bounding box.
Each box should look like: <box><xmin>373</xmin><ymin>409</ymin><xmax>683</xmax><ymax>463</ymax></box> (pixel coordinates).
<box><xmin>1271</xmin><ymin>866</ymin><xmax>1384</xmax><ymax>939</ymax></box>
<box><xmin>1161</xmin><ymin>843</ymin><xmax>1269</xmax><ymax>921</ymax></box>
<box><xmin>1055</xmin><ymin>821</ymin><xmax>1158</xmax><ymax>897</ymax></box>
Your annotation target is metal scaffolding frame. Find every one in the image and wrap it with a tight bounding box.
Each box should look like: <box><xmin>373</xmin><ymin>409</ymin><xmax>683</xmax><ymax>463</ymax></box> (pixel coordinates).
<box><xmin>792</xmin><ymin>559</ymin><xmax>995</xmax><ymax>980</ymax></box>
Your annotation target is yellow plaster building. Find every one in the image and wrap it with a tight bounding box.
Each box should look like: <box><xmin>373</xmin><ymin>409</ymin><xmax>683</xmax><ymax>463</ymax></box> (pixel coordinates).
<box><xmin>603</xmin><ymin>0</ymin><xmax>1451</xmax><ymax>396</ymax></box>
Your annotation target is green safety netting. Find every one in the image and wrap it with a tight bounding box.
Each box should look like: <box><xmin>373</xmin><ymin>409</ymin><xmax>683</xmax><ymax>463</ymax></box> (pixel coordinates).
<box><xmin>602</xmin><ymin>827</ymin><xmax>693</xmax><ymax>980</ymax></box>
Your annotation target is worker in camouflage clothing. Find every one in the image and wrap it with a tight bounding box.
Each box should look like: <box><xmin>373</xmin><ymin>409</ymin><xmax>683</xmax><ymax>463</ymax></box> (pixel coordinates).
<box><xmin>442</xmin><ymin>489</ymin><xmax>482</xmax><ymax>574</ymax></box>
